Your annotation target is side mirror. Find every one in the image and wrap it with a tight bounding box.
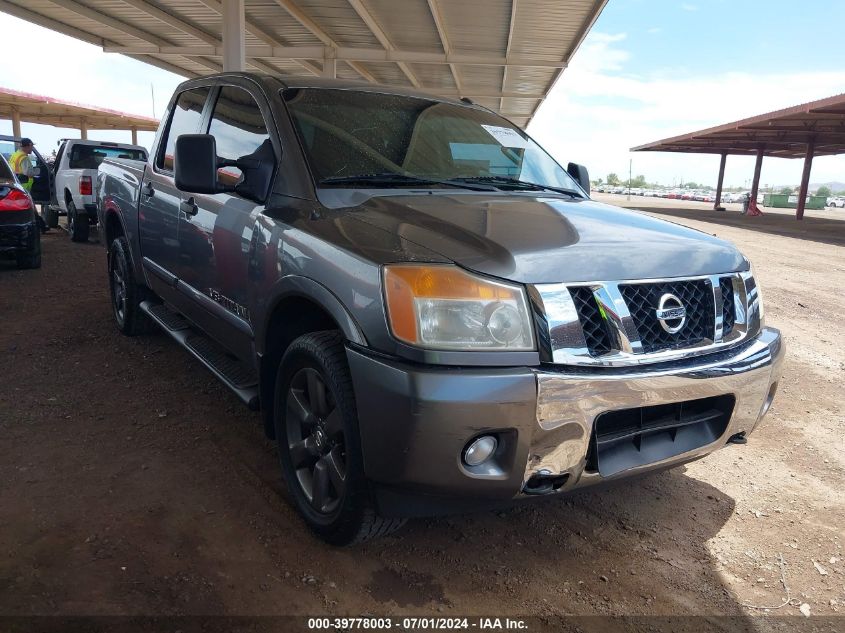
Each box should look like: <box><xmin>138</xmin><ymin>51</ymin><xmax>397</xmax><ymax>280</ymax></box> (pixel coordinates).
<box><xmin>175</xmin><ymin>134</ymin><xmax>228</xmax><ymax>195</ymax></box>
<box><xmin>567</xmin><ymin>162</ymin><xmax>590</xmax><ymax>194</ymax></box>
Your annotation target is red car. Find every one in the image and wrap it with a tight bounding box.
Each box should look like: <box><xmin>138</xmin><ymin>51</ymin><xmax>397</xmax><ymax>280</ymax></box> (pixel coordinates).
<box><xmin>0</xmin><ymin>153</ymin><xmax>41</xmax><ymax>269</ymax></box>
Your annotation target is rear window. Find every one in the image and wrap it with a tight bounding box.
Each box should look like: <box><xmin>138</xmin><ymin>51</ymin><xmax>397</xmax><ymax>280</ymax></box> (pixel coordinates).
<box><xmin>0</xmin><ymin>156</ymin><xmax>13</xmax><ymax>181</ymax></box>
<box><xmin>68</xmin><ymin>145</ymin><xmax>147</xmax><ymax>169</ymax></box>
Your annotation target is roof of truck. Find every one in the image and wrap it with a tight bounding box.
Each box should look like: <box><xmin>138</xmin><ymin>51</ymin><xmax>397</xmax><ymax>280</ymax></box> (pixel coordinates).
<box><xmin>204</xmin><ymin>72</ymin><xmax>472</xmax><ymax>106</ymax></box>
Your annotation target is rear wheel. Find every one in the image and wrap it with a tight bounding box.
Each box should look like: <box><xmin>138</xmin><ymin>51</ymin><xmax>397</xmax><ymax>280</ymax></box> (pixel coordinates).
<box><xmin>109</xmin><ymin>236</ymin><xmax>151</xmax><ymax>336</ymax></box>
<box><xmin>274</xmin><ymin>331</ymin><xmax>405</xmax><ymax>545</ymax></box>
<box><xmin>16</xmin><ymin>229</ymin><xmax>41</xmax><ymax>269</ymax></box>
<box><xmin>68</xmin><ymin>200</ymin><xmax>89</xmax><ymax>243</ymax></box>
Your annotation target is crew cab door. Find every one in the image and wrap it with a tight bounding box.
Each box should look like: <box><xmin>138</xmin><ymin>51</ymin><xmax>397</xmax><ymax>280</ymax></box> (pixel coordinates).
<box><xmin>49</xmin><ymin>142</ymin><xmax>65</xmax><ymax>209</ymax></box>
<box><xmin>28</xmin><ymin>147</ymin><xmax>53</xmax><ymax>205</ymax></box>
<box><xmin>175</xmin><ymin>83</ymin><xmax>278</xmax><ymax>361</ymax></box>
<box><xmin>139</xmin><ymin>86</ymin><xmax>211</xmax><ymax>299</ymax></box>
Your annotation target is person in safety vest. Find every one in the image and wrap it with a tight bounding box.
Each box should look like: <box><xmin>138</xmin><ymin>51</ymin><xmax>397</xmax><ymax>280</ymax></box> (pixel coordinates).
<box><xmin>8</xmin><ymin>138</ymin><xmax>49</xmax><ymax>234</ymax></box>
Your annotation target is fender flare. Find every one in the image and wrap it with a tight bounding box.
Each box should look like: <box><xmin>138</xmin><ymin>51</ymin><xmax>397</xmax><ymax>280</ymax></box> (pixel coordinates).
<box><xmin>257</xmin><ymin>275</ymin><xmax>367</xmax><ymax>355</ymax></box>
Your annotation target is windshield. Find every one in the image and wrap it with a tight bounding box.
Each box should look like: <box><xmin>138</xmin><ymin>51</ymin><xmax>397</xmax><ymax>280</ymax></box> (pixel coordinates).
<box><xmin>282</xmin><ymin>88</ymin><xmax>582</xmax><ymax>193</ymax></box>
<box><xmin>68</xmin><ymin>144</ymin><xmax>147</xmax><ymax>169</ymax></box>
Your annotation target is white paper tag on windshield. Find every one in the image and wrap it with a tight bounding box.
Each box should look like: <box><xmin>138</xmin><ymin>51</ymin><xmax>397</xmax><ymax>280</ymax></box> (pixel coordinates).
<box><xmin>481</xmin><ymin>124</ymin><xmax>528</xmax><ymax>148</ymax></box>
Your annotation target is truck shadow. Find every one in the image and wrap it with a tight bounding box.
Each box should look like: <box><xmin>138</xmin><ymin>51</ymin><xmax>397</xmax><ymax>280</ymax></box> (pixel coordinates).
<box><xmin>352</xmin><ymin>467</ymin><xmax>741</xmax><ymax>614</ymax></box>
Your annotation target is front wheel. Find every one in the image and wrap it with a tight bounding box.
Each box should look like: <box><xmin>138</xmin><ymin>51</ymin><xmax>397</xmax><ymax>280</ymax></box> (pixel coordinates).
<box><xmin>68</xmin><ymin>200</ymin><xmax>89</xmax><ymax>243</ymax></box>
<box><xmin>274</xmin><ymin>331</ymin><xmax>405</xmax><ymax>545</ymax></box>
<box><xmin>109</xmin><ymin>236</ymin><xmax>152</xmax><ymax>336</ymax></box>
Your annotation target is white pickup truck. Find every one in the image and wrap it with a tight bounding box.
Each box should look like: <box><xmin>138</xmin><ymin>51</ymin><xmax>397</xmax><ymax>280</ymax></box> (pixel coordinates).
<box><xmin>49</xmin><ymin>139</ymin><xmax>147</xmax><ymax>242</ymax></box>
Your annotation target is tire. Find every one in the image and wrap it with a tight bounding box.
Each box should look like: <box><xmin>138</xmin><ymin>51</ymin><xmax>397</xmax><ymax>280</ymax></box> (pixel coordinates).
<box><xmin>68</xmin><ymin>200</ymin><xmax>89</xmax><ymax>243</ymax></box>
<box><xmin>16</xmin><ymin>229</ymin><xmax>42</xmax><ymax>270</ymax></box>
<box><xmin>43</xmin><ymin>205</ymin><xmax>59</xmax><ymax>228</ymax></box>
<box><xmin>108</xmin><ymin>236</ymin><xmax>152</xmax><ymax>336</ymax></box>
<box><xmin>274</xmin><ymin>331</ymin><xmax>405</xmax><ymax>545</ymax></box>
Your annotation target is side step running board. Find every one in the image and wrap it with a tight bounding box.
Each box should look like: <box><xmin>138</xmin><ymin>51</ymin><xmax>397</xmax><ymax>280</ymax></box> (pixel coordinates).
<box><xmin>140</xmin><ymin>301</ymin><xmax>260</xmax><ymax>410</ymax></box>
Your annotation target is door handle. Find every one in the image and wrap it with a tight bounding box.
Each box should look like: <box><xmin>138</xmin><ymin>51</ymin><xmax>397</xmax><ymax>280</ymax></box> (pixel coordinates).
<box><xmin>180</xmin><ymin>196</ymin><xmax>198</xmax><ymax>217</ymax></box>
<box><xmin>141</xmin><ymin>181</ymin><xmax>154</xmax><ymax>197</ymax></box>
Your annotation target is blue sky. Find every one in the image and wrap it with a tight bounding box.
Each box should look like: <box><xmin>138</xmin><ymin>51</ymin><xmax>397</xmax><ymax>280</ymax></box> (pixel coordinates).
<box><xmin>529</xmin><ymin>0</ymin><xmax>845</xmax><ymax>188</ymax></box>
<box><xmin>2</xmin><ymin>1</ymin><xmax>845</xmax><ymax>188</ymax></box>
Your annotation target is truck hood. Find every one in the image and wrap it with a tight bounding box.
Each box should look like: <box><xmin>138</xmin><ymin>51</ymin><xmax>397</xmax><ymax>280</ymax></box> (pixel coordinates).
<box><xmin>339</xmin><ymin>192</ymin><xmax>746</xmax><ymax>284</ymax></box>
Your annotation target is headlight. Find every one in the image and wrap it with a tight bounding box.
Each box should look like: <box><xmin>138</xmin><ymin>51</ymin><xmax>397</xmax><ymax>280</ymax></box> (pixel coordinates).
<box><xmin>383</xmin><ymin>264</ymin><xmax>535</xmax><ymax>351</ymax></box>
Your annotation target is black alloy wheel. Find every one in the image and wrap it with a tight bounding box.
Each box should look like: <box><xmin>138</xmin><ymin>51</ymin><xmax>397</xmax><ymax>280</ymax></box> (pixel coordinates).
<box><xmin>274</xmin><ymin>331</ymin><xmax>405</xmax><ymax>545</ymax></box>
<box><xmin>110</xmin><ymin>246</ymin><xmax>128</xmax><ymax>327</ymax></box>
<box><xmin>285</xmin><ymin>367</ymin><xmax>347</xmax><ymax>517</ymax></box>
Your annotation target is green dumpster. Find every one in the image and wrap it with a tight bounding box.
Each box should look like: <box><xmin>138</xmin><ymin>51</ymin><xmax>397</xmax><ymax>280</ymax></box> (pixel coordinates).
<box><xmin>762</xmin><ymin>193</ymin><xmax>827</xmax><ymax>209</ymax></box>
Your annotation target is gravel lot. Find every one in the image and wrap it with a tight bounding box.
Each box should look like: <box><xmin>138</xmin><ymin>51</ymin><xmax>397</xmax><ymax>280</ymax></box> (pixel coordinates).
<box><xmin>1</xmin><ymin>206</ymin><xmax>842</xmax><ymax>625</ymax></box>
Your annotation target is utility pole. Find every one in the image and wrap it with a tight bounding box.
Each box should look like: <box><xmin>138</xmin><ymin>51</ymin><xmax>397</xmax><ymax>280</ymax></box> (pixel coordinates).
<box><xmin>151</xmin><ymin>84</ymin><xmax>156</xmax><ymax>119</ymax></box>
<box><xmin>627</xmin><ymin>157</ymin><xmax>632</xmax><ymax>200</ymax></box>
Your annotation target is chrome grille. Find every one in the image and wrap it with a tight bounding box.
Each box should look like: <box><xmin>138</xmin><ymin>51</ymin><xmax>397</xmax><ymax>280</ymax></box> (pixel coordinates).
<box><xmin>619</xmin><ymin>280</ymin><xmax>714</xmax><ymax>354</ymax></box>
<box><xmin>533</xmin><ymin>271</ymin><xmax>760</xmax><ymax>367</ymax></box>
<box><xmin>720</xmin><ymin>277</ymin><xmax>736</xmax><ymax>336</ymax></box>
<box><xmin>569</xmin><ymin>286</ymin><xmax>612</xmax><ymax>355</ymax></box>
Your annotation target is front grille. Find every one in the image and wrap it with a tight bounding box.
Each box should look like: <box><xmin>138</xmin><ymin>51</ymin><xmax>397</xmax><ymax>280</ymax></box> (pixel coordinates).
<box><xmin>720</xmin><ymin>277</ymin><xmax>736</xmax><ymax>336</ymax></box>
<box><xmin>569</xmin><ymin>286</ymin><xmax>613</xmax><ymax>356</ymax></box>
<box><xmin>587</xmin><ymin>395</ymin><xmax>735</xmax><ymax>477</ymax></box>
<box><xmin>620</xmin><ymin>280</ymin><xmax>715</xmax><ymax>354</ymax></box>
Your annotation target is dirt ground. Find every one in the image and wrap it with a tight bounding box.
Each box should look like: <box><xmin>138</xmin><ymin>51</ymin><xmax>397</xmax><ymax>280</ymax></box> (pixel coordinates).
<box><xmin>0</xmin><ymin>207</ymin><xmax>843</xmax><ymax>624</ymax></box>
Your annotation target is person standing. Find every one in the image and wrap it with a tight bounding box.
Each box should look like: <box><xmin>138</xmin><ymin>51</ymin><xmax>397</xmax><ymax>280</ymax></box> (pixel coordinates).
<box><xmin>8</xmin><ymin>138</ymin><xmax>49</xmax><ymax>233</ymax></box>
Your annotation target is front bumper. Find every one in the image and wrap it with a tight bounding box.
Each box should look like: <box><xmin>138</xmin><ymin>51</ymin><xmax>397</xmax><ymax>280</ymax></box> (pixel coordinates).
<box><xmin>0</xmin><ymin>221</ymin><xmax>37</xmax><ymax>255</ymax></box>
<box><xmin>347</xmin><ymin>327</ymin><xmax>784</xmax><ymax>517</ymax></box>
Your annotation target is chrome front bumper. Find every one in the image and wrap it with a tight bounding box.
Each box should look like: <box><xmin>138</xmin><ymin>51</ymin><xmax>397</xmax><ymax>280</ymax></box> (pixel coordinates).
<box><xmin>526</xmin><ymin>326</ymin><xmax>784</xmax><ymax>492</ymax></box>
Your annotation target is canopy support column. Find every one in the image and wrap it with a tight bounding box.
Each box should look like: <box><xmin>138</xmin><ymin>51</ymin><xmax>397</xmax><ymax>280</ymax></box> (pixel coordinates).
<box><xmin>714</xmin><ymin>152</ymin><xmax>727</xmax><ymax>210</ymax></box>
<box><xmin>796</xmin><ymin>138</ymin><xmax>815</xmax><ymax>221</ymax></box>
<box><xmin>322</xmin><ymin>56</ymin><xmax>337</xmax><ymax>78</ymax></box>
<box><xmin>11</xmin><ymin>108</ymin><xmax>21</xmax><ymax>140</ymax></box>
<box><xmin>131</xmin><ymin>126</ymin><xmax>138</xmax><ymax>145</ymax></box>
<box><xmin>222</xmin><ymin>0</ymin><xmax>246</xmax><ymax>72</ymax></box>
<box><xmin>80</xmin><ymin>119</ymin><xmax>88</xmax><ymax>140</ymax></box>
<box><xmin>749</xmin><ymin>148</ymin><xmax>764</xmax><ymax>206</ymax></box>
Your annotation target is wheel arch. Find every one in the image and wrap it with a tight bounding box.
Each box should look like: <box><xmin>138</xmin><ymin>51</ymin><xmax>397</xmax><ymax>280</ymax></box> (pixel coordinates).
<box><xmin>257</xmin><ymin>277</ymin><xmax>366</xmax><ymax>439</ymax></box>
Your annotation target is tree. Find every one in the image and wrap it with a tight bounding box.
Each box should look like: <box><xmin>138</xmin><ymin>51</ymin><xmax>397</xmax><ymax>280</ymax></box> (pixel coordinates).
<box><xmin>780</xmin><ymin>186</ymin><xmax>794</xmax><ymax>195</ymax></box>
<box><xmin>630</xmin><ymin>175</ymin><xmax>648</xmax><ymax>188</ymax></box>
<box><xmin>606</xmin><ymin>173</ymin><xmax>621</xmax><ymax>186</ymax></box>
<box><xmin>593</xmin><ymin>177</ymin><xmax>604</xmax><ymax>187</ymax></box>
<box><xmin>816</xmin><ymin>185</ymin><xmax>832</xmax><ymax>198</ymax></box>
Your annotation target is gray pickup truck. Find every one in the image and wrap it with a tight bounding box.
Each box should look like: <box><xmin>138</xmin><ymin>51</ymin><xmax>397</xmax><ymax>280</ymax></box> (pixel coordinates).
<box><xmin>97</xmin><ymin>73</ymin><xmax>783</xmax><ymax>545</ymax></box>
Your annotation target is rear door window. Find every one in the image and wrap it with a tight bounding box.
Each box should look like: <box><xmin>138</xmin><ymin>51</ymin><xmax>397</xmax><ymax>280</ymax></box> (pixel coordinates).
<box><xmin>157</xmin><ymin>87</ymin><xmax>211</xmax><ymax>171</ymax></box>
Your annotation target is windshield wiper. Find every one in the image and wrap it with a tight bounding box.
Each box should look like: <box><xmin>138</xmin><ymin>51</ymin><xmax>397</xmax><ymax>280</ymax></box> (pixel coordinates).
<box><xmin>455</xmin><ymin>176</ymin><xmax>585</xmax><ymax>198</ymax></box>
<box><xmin>319</xmin><ymin>172</ymin><xmax>496</xmax><ymax>192</ymax></box>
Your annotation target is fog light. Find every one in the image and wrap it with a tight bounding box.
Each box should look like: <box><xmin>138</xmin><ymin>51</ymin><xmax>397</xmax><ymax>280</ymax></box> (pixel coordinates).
<box><xmin>463</xmin><ymin>435</ymin><xmax>498</xmax><ymax>467</ymax></box>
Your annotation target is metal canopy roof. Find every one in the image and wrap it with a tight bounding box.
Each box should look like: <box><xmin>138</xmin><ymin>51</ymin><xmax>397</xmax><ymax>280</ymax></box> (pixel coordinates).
<box><xmin>0</xmin><ymin>86</ymin><xmax>159</xmax><ymax>131</ymax></box>
<box><xmin>631</xmin><ymin>92</ymin><xmax>845</xmax><ymax>159</ymax></box>
<box><xmin>0</xmin><ymin>0</ymin><xmax>607</xmax><ymax>128</ymax></box>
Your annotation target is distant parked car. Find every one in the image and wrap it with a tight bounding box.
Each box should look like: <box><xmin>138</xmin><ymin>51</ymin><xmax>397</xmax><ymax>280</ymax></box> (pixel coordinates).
<box><xmin>828</xmin><ymin>196</ymin><xmax>845</xmax><ymax>208</ymax></box>
<box><xmin>0</xmin><ymin>153</ymin><xmax>42</xmax><ymax>269</ymax></box>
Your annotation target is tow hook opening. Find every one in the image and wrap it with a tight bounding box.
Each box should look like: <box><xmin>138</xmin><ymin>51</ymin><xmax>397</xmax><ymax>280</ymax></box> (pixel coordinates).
<box><xmin>727</xmin><ymin>432</ymin><xmax>747</xmax><ymax>445</ymax></box>
<box><xmin>523</xmin><ymin>472</ymin><xmax>570</xmax><ymax>495</ymax></box>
